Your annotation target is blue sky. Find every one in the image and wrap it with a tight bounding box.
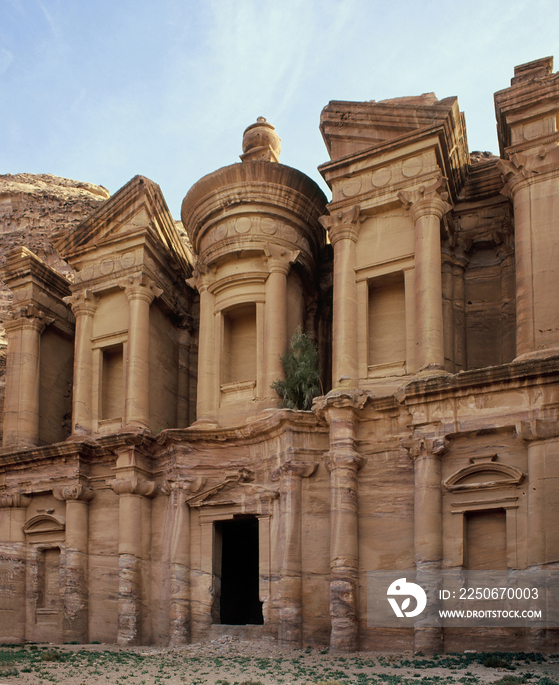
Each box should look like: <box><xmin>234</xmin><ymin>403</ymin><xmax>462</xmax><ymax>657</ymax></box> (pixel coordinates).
<box><xmin>2</xmin><ymin>0</ymin><xmax>558</xmax><ymax>217</ymax></box>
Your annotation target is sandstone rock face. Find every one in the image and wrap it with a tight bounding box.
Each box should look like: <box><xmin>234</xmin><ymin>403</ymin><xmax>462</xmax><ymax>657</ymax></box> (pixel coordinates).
<box><xmin>0</xmin><ymin>174</ymin><xmax>109</xmax><ymax>276</ymax></box>
<box><xmin>3</xmin><ymin>59</ymin><xmax>559</xmax><ymax>654</ymax></box>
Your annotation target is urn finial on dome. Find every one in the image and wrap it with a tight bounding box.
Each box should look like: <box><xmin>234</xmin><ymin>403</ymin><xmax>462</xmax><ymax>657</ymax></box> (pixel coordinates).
<box><xmin>240</xmin><ymin>117</ymin><xmax>281</xmax><ymax>163</ymax></box>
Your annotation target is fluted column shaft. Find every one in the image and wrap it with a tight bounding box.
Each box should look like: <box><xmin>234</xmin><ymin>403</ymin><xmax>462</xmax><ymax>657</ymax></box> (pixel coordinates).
<box><xmin>3</xmin><ymin>314</ymin><xmax>49</xmax><ymax>446</ymax></box>
<box><xmin>324</xmin><ymin>406</ymin><xmax>365</xmax><ymax>652</ymax></box>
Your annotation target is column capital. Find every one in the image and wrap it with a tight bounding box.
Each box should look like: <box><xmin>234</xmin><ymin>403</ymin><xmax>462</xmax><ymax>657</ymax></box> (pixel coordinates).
<box><xmin>271</xmin><ymin>460</ymin><xmax>318</xmax><ymax>481</ymax></box>
<box><xmin>319</xmin><ymin>205</ymin><xmax>361</xmax><ymax>245</ymax></box>
<box><xmin>0</xmin><ymin>489</ymin><xmax>31</xmax><ymax>508</ymax></box>
<box><xmin>108</xmin><ymin>476</ymin><xmax>158</xmax><ymax>497</ymax></box>
<box><xmin>313</xmin><ymin>389</ymin><xmax>373</xmax><ymax>420</ymax></box>
<box><xmin>53</xmin><ymin>483</ymin><xmax>94</xmax><ymax>502</ymax></box>
<box><xmin>498</xmin><ymin>148</ymin><xmax>559</xmax><ymax>199</ymax></box>
<box><xmin>516</xmin><ymin>418</ymin><xmax>559</xmax><ymax>442</ymax></box>
<box><xmin>264</xmin><ymin>244</ymin><xmax>300</xmax><ymax>275</ymax></box>
<box><xmin>118</xmin><ymin>273</ymin><xmax>163</xmax><ymax>304</ymax></box>
<box><xmin>160</xmin><ymin>476</ymin><xmax>206</xmax><ymax>506</ymax></box>
<box><xmin>2</xmin><ymin>304</ymin><xmax>54</xmax><ymax>333</ymax></box>
<box><xmin>324</xmin><ymin>449</ymin><xmax>367</xmax><ymax>472</ymax></box>
<box><xmin>186</xmin><ymin>263</ymin><xmax>216</xmax><ymax>293</ymax></box>
<box><xmin>63</xmin><ymin>288</ymin><xmax>99</xmax><ymax>317</ymax></box>
<box><xmin>401</xmin><ymin>434</ymin><xmax>449</xmax><ymax>460</ymax></box>
<box><xmin>398</xmin><ymin>178</ymin><xmax>452</xmax><ymax>223</ymax></box>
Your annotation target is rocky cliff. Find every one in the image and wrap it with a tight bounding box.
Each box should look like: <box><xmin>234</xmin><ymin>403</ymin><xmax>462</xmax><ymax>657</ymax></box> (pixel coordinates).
<box><xmin>0</xmin><ymin>173</ymin><xmax>110</xmax><ymax>440</ymax></box>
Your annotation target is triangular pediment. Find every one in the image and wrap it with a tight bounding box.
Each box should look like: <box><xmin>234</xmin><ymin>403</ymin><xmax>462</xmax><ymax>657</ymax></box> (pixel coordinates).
<box><xmin>54</xmin><ymin>175</ymin><xmax>192</xmax><ymax>276</ymax></box>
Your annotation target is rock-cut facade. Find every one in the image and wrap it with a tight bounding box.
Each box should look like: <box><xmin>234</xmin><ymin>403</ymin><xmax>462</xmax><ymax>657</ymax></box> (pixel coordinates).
<box><xmin>1</xmin><ymin>57</ymin><xmax>559</xmax><ymax>652</ymax></box>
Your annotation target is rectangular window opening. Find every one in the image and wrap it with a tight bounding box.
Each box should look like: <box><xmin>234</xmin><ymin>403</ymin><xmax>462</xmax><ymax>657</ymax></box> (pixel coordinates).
<box><xmin>465</xmin><ymin>508</ymin><xmax>507</xmax><ymax>570</ymax></box>
<box><xmin>101</xmin><ymin>344</ymin><xmax>124</xmax><ymax>420</ymax></box>
<box><xmin>368</xmin><ymin>272</ymin><xmax>406</xmax><ymax>371</ymax></box>
<box><xmin>222</xmin><ymin>304</ymin><xmax>257</xmax><ymax>385</ymax></box>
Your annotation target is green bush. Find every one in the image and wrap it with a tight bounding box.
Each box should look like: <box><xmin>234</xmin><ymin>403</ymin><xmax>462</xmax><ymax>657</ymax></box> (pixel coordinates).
<box><xmin>271</xmin><ymin>328</ymin><xmax>321</xmax><ymax>410</ymax></box>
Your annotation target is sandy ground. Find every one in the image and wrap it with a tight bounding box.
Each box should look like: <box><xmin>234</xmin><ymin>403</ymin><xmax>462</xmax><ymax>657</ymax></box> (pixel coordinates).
<box><xmin>1</xmin><ymin>637</ymin><xmax>559</xmax><ymax>685</ymax></box>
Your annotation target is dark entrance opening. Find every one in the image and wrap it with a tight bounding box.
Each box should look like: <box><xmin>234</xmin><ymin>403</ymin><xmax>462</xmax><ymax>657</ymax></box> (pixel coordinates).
<box><xmin>219</xmin><ymin>516</ymin><xmax>263</xmax><ymax>625</ymax></box>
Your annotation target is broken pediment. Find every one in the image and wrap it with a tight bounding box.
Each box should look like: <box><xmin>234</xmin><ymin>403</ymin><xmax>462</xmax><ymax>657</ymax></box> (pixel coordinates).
<box><xmin>54</xmin><ymin>175</ymin><xmax>192</xmax><ymax>277</ymax></box>
<box><xmin>444</xmin><ymin>455</ymin><xmax>524</xmax><ymax>492</ymax></box>
<box><xmin>320</xmin><ymin>95</ymin><xmax>463</xmax><ymax>159</ymax></box>
<box><xmin>188</xmin><ymin>471</ymin><xmax>279</xmax><ymax>514</ymax></box>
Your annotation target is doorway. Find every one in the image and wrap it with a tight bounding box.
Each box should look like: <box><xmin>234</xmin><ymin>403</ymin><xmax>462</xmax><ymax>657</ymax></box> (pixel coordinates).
<box><xmin>214</xmin><ymin>516</ymin><xmax>263</xmax><ymax>625</ymax></box>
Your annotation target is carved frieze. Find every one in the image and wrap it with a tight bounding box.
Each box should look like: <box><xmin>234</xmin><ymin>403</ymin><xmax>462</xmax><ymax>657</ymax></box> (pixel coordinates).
<box><xmin>197</xmin><ymin>216</ymin><xmax>312</xmax><ymax>267</ymax></box>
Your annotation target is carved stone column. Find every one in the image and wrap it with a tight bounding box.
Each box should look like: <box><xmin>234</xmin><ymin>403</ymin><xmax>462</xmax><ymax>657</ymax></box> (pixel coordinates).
<box><xmin>0</xmin><ymin>490</ymin><xmax>31</xmax><ymax>642</ymax></box>
<box><xmin>264</xmin><ymin>246</ymin><xmax>300</xmax><ymax>397</ymax></box>
<box><xmin>119</xmin><ymin>274</ymin><xmax>162</xmax><ymax>430</ymax></box>
<box><xmin>2</xmin><ymin>307</ymin><xmax>52</xmax><ymax>446</ymax></box>
<box><xmin>187</xmin><ymin>267</ymin><xmax>218</xmax><ymax>426</ymax></box>
<box><xmin>53</xmin><ymin>484</ymin><xmax>94</xmax><ymax>643</ymax></box>
<box><xmin>399</xmin><ymin>180</ymin><xmax>452</xmax><ymax>372</ymax></box>
<box><xmin>110</xmin><ymin>476</ymin><xmax>157</xmax><ymax>646</ymax></box>
<box><xmin>406</xmin><ymin>434</ymin><xmax>447</xmax><ymax>654</ymax></box>
<box><xmin>314</xmin><ymin>391</ymin><xmax>370</xmax><ymax>652</ymax></box>
<box><xmin>515</xmin><ymin>418</ymin><xmax>559</xmax><ymax>651</ymax></box>
<box><xmin>319</xmin><ymin>206</ymin><xmax>361</xmax><ymax>388</ymax></box>
<box><xmin>63</xmin><ymin>290</ymin><xmax>99</xmax><ymax>435</ymax></box>
<box><xmin>498</xmin><ymin>155</ymin><xmax>559</xmax><ymax>359</ymax></box>
<box><xmin>161</xmin><ymin>476</ymin><xmax>204</xmax><ymax>646</ymax></box>
<box><xmin>272</xmin><ymin>459</ymin><xmax>318</xmax><ymax>647</ymax></box>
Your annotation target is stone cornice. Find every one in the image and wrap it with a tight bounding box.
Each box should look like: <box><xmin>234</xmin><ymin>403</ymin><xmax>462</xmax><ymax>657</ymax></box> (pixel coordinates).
<box><xmin>319</xmin><ymin>116</ymin><xmax>467</xmax><ymax>203</ymax></box>
<box><xmin>155</xmin><ymin>408</ymin><xmax>328</xmax><ymax>448</ymax></box>
<box><xmin>399</xmin><ymin>355</ymin><xmax>559</xmax><ymax>405</ymax></box>
<box><xmin>312</xmin><ymin>389</ymin><xmax>375</xmax><ymax>419</ymax></box>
